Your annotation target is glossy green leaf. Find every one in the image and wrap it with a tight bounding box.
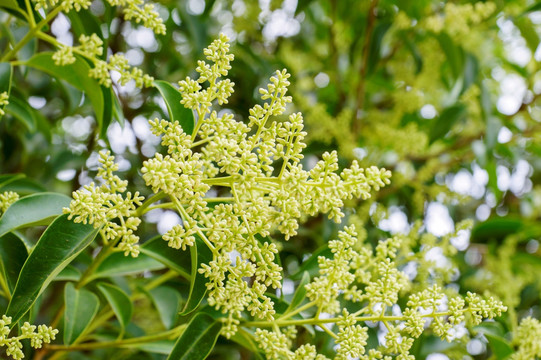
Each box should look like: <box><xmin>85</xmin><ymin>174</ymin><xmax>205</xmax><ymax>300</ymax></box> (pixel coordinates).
<box><xmin>0</xmin><ymin>63</ymin><xmax>12</xmax><ymax>113</ymax></box>
<box><xmin>0</xmin><ymin>175</ymin><xmax>47</xmax><ymax>194</ymax></box>
<box><xmin>89</xmin><ymin>252</ymin><xmax>165</xmax><ymax>281</ymax></box>
<box><xmin>0</xmin><ymin>232</ymin><xmax>28</xmax><ymax>293</ymax></box>
<box><xmin>429</xmin><ymin>104</ymin><xmax>466</xmax><ymax>143</ymax></box>
<box><xmin>153</xmin><ymin>80</ymin><xmax>195</xmax><ymax>135</ymax></box>
<box><xmin>64</xmin><ymin>282</ymin><xmax>100</xmax><ymax>345</ymax></box>
<box><xmin>97</xmin><ymin>282</ymin><xmax>133</xmax><ymax>335</ymax></box>
<box><xmin>124</xmin><ymin>340</ymin><xmax>175</xmax><ymax>354</ymax></box>
<box><xmin>180</xmin><ymin>236</ymin><xmax>212</xmax><ymax>315</ymax></box>
<box><xmin>54</xmin><ymin>265</ymin><xmax>81</xmax><ymax>282</ymax></box>
<box><xmin>5</xmin><ymin>96</ymin><xmax>36</xmax><ymax>131</ymax></box>
<box><xmin>148</xmin><ymin>286</ymin><xmax>181</xmax><ymax>329</ymax></box>
<box><xmin>0</xmin><ymin>192</ymin><xmax>72</xmax><ymax>238</ymax></box>
<box><xmin>140</xmin><ymin>235</ymin><xmax>191</xmax><ymax>279</ymax></box>
<box><xmin>25</xmin><ymin>53</ymin><xmax>107</xmax><ymax>136</ymax></box>
<box><xmin>285</xmin><ymin>271</ymin><xmax>310</xmax><ymax>313</ymax></box>
<box><xmin>6</xmin><ymin>214</ymin><xmax>99</xmax><ymax>324</ymax></box>
<box><xmin>230</xmin><ymin>329</ymin><xmax>264</xmax><ymax>360</ymax></box>
<box><xmin>167</xmin><ymin>313</ymin><xmax>222</xmax><ymax>360</ymax></box>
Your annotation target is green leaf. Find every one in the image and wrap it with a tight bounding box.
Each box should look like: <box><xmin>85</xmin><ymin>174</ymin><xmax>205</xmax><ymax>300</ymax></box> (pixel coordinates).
<box><xmin>54</xmin><ymin>265</ymin><xmax>81</xmax><ymax>282</ymax></box>
<box><xmin>285</xmin><ymin>271</ymin><xmax>310</xmax><ymax>313</ymax></box>
<box><xmin>6</xmin><ymin>214</ymin><xmax>99</xmax><ymax>325</ymax></box>
<box><xmin>140</xmin><ymin>235</ymin><xmax>191</xmax><ymax>279</ymax></box>
<box><xmin>167</xmin><ymin>313</ymin><xmax>222</xmax><ymax>360</ymax></box>
<box><xmin>25</xmin><ymin>53</ymin><xmax>108</xmax><ymax>137</ymax></box>
<box><xmin>0</xmin><ymin>232</ymin><xmax>28</xmax><ymax>293</ymax></box>
<box><xmin>147</xmin><ymin>286</ymin><xmax>181</xmax><ymax>329</ymax></box>
<box><xmin>64</xmin><ymin>282</ymin><xmax>100</xmax><ymax>345</ymax></box>
<box><xmin>89</xmin><ymin>252</ymin><xmax>165</xmax><ymax>280</ymax></box>
<box><xmin>0</xmin><ymin>192</ymin><xmax>72</xmax><ymax>238</ymax></box>
<box><xmin>290</xmin><ymin>245</ymin><xmax>332</xmax><ymax>281</ymax></box>
<box><xmin>0</xmin><ymin>175</ymin><xmax>47</xmax><ymax>194</ymax></box>
<box><xmin>515</xmin><ymin>16</ymin><xmax>540</xmax><ymax>53</ymax></box>
<box><xmin>0</xmin><ymin>64</ymin><xmax>12</xmax><ymax>113</ymax></box>
<box><xmin>436</xmin><ymin>33</ymin><xmax>465</xmax><ymax>81</ymax></box>
<box><xmin>474</xmin><ymin>323</ymin><xmax>513</xmax><ymax>360</ymax></box>
<box><xmin>5</xmin><ymin>96</ymin><xmax>36</xmax><ymax>131</ymax></box>
<box><xmin>230</xmin><ymin>329</ymin><xmax>264</xmax><ymax>360</ymax></box>
<box><xmin>0</xmin><ymin>0</ymin><xmax>19</xmax><ymax>10</ymax></box>
<box><xmin>124</xmin><ymin>340</ymin><xmax>175</xmax><ymax>354</ymax></box>
<box><xmin>97</xmin><ymin>282</ymin><xmax>133</xmax><ymax>335</ymax></box>
<box><xmin>429</xmin><ymin>104</ymin><xmax>466</xmax><ymax>143</ymax></box>
<box><xmin>180</xmin><ymin>236</ymin><xmax>212</xmax><ymax>315</ymax></box>
<box><xmin>153</xmin><ymin>80</ymin><xmax>195</xmax><ymax>135</ymax></box>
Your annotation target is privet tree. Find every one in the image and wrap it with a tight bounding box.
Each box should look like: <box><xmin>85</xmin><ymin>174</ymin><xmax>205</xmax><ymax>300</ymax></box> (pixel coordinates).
<box><xmin>0</xmin><ymin>0</ymin><xmax>538</xmax><ymax>359</ymax></box>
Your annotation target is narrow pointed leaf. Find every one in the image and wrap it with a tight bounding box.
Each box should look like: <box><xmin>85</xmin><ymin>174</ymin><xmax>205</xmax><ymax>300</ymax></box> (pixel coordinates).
<box><xmin>89</xmin><ymin>252</ymin><xmax>165</xmax><ymax>281</ymax></box>
<box><xmin>0</xmin><ymin>63</ymin><xmax>12</xmax><ymax>116</ymax></box>
<box><xmin>97</xmin><ymin>282</ymin><xmax>132</xmax><ymax>334</ymax></box>
<box><xmin>0</xmin><ymin>232</ymin><xmax>28</xmax><ymax>293</ymax></box>
<box><xmin>147</xmin><ymin>286</ymin><xmax>182</xmax><ymax>329</ymax></box>
<box><xmin>180</xmin><ymin>236</ymin><xmax>212</xmax><ymax>315</ymax></box>
<box><xmin>285</xmin><ymin>271</ymin><xmax>310</xmax><ymax>313</ymax></box>
<box><xmin>25</xmin><ymin>53</ymin><xmax>107</xmax><ymax>136</ymax></box>
<box><xmin>6</xmin><ymin>214</ymin><xmax>99</xmax><ymax>324</ymax></box>
<box><xmin>140</xmin><ymin>235</ymin><xmax>191</xmax><ymax>279</ymax></box>
<box><xmin>153</xmin><ymin>80</ymin><xmax>195</xmax><ymax>135</ymax></box>
<box><xmin>0</xmin><ymin>193</ymin><xmax>71</xmax><ymax>238</ymax></box>
<box><xmin>64</xmin><ymin>282</ymin><xmax>100</xmax><ymax>344</ymax></box>
<box><xmin>167</xmin><ymin>313</ymin><xmax>222</xmax><ymax>360</ymax></box>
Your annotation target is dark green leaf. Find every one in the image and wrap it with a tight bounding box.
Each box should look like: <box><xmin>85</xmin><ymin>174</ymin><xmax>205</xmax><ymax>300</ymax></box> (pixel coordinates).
<box><xmin>180</xmin><ymin>236</ymin><xmax>212</xmax><ymax>315</ymax></box>
<box><xmin>0</xmin><ymin>175</ymin><xmax>47</xmax><ymax>194</ymax></box>
<box><xmin>153</xmin><ymin>80</ymin><xmax>195</xmax><ymax>135</ymax></box>
<box><xmin>0</xmin><ymin>192</ymin><xmax>72</xmax><ymax>238</ymax></box>
<box><xmin>5</xmin><ymin>96</ymin><xmax>36</xmax><ymax>131</ymax></box>
<box><xmin>429</xmin><ymin>104</ymin><xmax>466</xmax><ymax>143</ymax></box>
<box><xmin>89</xmin><ymin>252</ymin><xmax>165</xmax><ymax>281</ymax></box>
<box><xmin>97</xmin><ymin>282</ymin><xmax>133</xmax><ymax>334</ymax></box>
<box><xmin>286</xmin><ymin>271</ymin><xmax>310</xmax><ymax>313</ymax></box>
<box><xmin>0</xmin><ymin>232</ymin><xmax>28</xmax><ymax>293</ymax></box>
<box><xmin>64</xmin><ymin>282</ymin><xmax>100</xmax><ymax>345</ymax></box>
<box><xmin>436</xmin><ymin>33</ymin><xmax>465</xmax><ymax>80</ymax></box>
<box><xmin>230</xmin><ymin>329</ymin><xmax>264</xmax><ymax>360</ymax></box>
<box><xmin>0</xmin><ymin>63</ymin><xmax>12</xmax><ymax>114</ymax></box>
<box><xmin>291</xmin><ymin>245</ymin><xmax>332</xmax><ymax>281</ymax></box>
<box><xmin>140</xmin><ymin>235</ymin><xmax>191</xmax><ymax>279</ymax></box>
<box><xmin>124</xmin><ymin>340</ymin><xmax>175</xmax><ymax>354</ymax></box>
<box><xmin>25</xmin><ymin>53</ymin><xmax>107</xmax><ymax>137</ymax></box>
<box><xmin>474</xmin><ymin>323</ymin><xmax>513</xmax><ymax>360</ymax></box>
<box><xmin>147</xmin><ymin>286</ymin><xmax>181</xmax><ymax>329</ymax></box>
<box><xmin>6</xmin><ymin>214</ymin><xmax>99</xmax><ymax>325</ymax></box>
<box><xmin>54</xmin><ymin>265</ymin><xmax>81</xmax><ymax>282</ymax></box>
<box><xmin>167</xmin><ymin>313</ymin><xmax>222</xmax><ymax>360</ymax></box>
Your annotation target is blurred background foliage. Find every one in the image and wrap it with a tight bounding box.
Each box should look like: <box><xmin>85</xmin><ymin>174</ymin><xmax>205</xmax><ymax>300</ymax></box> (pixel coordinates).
<box><xmin>2</xmin><ymin>0</ymin><xmax>541</xmax><ymax>358</ymax></box>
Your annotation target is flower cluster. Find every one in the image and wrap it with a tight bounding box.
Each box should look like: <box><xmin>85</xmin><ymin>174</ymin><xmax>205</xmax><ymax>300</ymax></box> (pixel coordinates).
<box><xmin>0</xmin><ymin>92</ymin><xmax>9</xmax><ymax>117</ymax></box>
<box><xmin>0</xmin><ymin>191</ymin><xmax>19</xmax><ymax>215</ymax></box>
<box><xmin>141</xmin><ymin>34</ymin><xmax>391</xmax><ymax>336</ymax></box>
<box><xmin>51</xmin><ymin>34</ymin><xmax>153</xmax><ymax>89</ymax></box>
<box><xmin>511</xmin><ymin>317</ymin><xmax>541</xmax><ymax>360</ymax></box>
<box><xmin>0</xmin><ymin>315</ymin><xmax>58</xmax><ymax>360</ymax></box>
<box><xmin>33</xmin><ymin>0</ymin><xmax>165</xmax><ymax>35</ymax></box>
<box><xmin>255</xmin><ymin>224</ymin><xmax>506</xmax><ymax>359</ymax></box>
<box><xmin>64</xmin><ymin>151</ymin><xmax>144</xmax><ymax>257</ymax></box>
